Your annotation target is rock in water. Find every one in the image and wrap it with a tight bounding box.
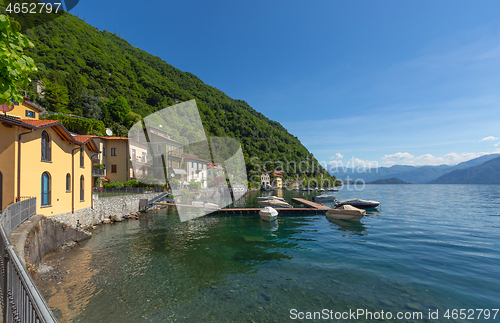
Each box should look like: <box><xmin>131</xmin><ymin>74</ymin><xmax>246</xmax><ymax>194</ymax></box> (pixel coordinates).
<box><xmin>261</xmin><ymin>293</ymin><xmax>271</xmax><ymax>302</ymax></box>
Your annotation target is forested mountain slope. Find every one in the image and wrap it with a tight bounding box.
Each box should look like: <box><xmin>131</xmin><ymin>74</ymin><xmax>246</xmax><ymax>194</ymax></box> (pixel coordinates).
<box><xmin>1</xmin><ymin>4</ymin><xmax>332</xmax><ymax>180</ymax></box>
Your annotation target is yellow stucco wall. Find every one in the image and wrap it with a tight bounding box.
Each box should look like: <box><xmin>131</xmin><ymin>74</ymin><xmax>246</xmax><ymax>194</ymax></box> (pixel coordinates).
<box><xmin>5</xmin><ymin>101</ymin><xmax>41</xmax><ymax>120</ymax></box>
<box><xmin>103</xmin><ymin>139</ymin><xmax>129</xmax><ymax>183</ymax></box>
<box><xmin>0</xmin><ymin>124</ymin><xmax>93</xmax><ymax>215</ymax></box>
<box><xmin>0</xmin><ymin>124</ymin><xmax>18</xmax><ymax>210</ymax></box>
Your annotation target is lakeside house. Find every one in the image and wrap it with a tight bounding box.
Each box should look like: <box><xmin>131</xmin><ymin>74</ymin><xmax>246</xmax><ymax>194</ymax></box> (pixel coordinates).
<box><xmin>261</xmin><ymin>172</ymin><xmax>270</xmax><ymax>188</ymax></box>
<box><xmin>0</xmin><ymin>110</ymin><xmax>97</xmax><ymax>216</ymax></box>
<box><xmin>273</xmin><ymin>170</ymin><xmax>283</xmax><ymax>189</ymax></box>
<box><xmin>184</xmin><ymin>153</ymin><xmax>209</xmax><ymax>188</ymax></box>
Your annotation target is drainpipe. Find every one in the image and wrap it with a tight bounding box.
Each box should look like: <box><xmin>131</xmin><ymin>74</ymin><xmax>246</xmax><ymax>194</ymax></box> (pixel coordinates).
<box><xmin>71</xmin><ymin>146</ymin><xmax>80</xmax><ymax>213</ymax></box>
<box><xmin>17</xmin><ymin>129</ymin><xmax>33</xmax><ymax>201</ymax></box>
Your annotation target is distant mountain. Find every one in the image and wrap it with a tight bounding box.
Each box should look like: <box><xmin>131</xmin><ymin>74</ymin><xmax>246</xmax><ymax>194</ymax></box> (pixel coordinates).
<box><xmin>368</xmin><ymin>178</ymin><xmax>408</xmax><ymax>184</ymax></box>
<box><xmin>429</xmin><ymin>156</ymin><xmax>500</xmax><ymax>184</ymax></box>
<box><xmin>331</xmin><ymin>154</ymin><xmax>500</xmax><ymax>183</ymax></box>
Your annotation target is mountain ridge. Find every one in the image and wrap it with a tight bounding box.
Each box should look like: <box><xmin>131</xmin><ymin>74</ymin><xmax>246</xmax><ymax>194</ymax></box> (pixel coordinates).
<box><xmin>330</xmin><ymin>154</ymin><xmax>500</xmax><ymax>183</ymax></box>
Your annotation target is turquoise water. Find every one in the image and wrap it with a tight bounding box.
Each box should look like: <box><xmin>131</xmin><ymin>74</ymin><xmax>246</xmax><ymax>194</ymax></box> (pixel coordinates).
<box><xmin>46</xmin><ymin>185</ymin><xmax>500</xmax><ymax>322</ymax></box>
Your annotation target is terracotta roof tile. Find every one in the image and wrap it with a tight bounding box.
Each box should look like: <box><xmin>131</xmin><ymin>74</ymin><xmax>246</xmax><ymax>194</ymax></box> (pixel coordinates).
<box><xmin>102</xmin><ymin>136</ymin><xmax>128</xmax><ymax>140</ymax></box>
<box><xmin>183</xmin><ymin>153</ymin><xmax>209</xmax><ymax>163</ymax></box>
<box><xmin>19</xmin><ymin>119</ymin><xmax>60</xmax><ymax>127</ymax></box>
<box><xmin>74</xmin><ymin>135</ymin><xmax>98</xmax><ymax>143</ymax></box>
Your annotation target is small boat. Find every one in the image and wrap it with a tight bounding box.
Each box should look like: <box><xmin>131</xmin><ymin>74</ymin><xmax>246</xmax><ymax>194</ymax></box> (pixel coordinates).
<box><xmin>259</xmin><ymin>206</ymin><xmax>278</xmax><ymax>222</ymax></box>
<box><xmin>326</xmin><ymin>205</ymin><xmax>366</xmax><ymax>221</ymax></box>
<box><xmin>192</xmin><ymin>201</ymin><xmax>220</xmax><ymax>209</ymax></box>
<box><xmin>335</xmin><ymin>198</ymin><xmax>380</xmax><ymax>209</ymax></box>
<box><xmin>312</xmin><ymin>194</ymin><xmax>336</xmax><ymax>203</ymax></box>
<box><xmin>318</xmin><ymin>188</ymin><xmax>325</xmax><ymax>192</ymax></box>
<box><xmin>327</xmin><ymin>187</ymin><xmax>340</xmax><ymax>192</ymax></box>
<box><xmin>257</xmin><ymin>196</ymin><xmax>286</xmax><ymax>202</ymax></box>
<box><xmin>302</xmin><ymin>188</ymin><xmax>313</xmax><ymax>192</ymax></box>
<box><xmin>258</xmin><ymin>199</ymin><xmax>293</xmax><ymax>208</ymax></box>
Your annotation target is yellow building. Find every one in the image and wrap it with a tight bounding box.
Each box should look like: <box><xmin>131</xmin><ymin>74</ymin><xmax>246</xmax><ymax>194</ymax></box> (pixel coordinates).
<box><xmin>1</xmin><ymin>97</ymin><xmax>44</xmax><ymax>120</ymax></box>
<box><xmin>90</xmin><ymin>136</ymin><xmax>132</xmax><ymax>184</ymax></box>
<box><xmin>0</xmin><ymin>115</ymin><xmax>98</xmax><ymax>215</ymax></box>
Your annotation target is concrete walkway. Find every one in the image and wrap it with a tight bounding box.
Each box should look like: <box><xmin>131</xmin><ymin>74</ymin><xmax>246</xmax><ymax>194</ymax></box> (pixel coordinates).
<box><xmin>9</xmin><ymin>214</ymin><xmax>44</xmax><ymax>267</ymax></box>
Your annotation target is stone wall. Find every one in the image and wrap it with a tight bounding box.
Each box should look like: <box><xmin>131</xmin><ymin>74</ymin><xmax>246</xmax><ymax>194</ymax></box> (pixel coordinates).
<box><xmin>25</xmin><ymin>216</ymin><xmax>91</xmax><ymax>266</ymax></box>
<box><xmin>52</xmin><ymin>192</ymin><xmax>162</xmax><ymax>229</ymax></box>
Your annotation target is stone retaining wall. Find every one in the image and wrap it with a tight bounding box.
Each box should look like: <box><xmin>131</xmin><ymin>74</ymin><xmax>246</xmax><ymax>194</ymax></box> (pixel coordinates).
<box><xmin>25</xmin><ymin>216</ymin><xmax>91</xmax><ymax>266</ymax></box>
<box><xmin>52</xmin><ymin>192</ymin><xmax>162</xmax><ymax>229</ymax></box>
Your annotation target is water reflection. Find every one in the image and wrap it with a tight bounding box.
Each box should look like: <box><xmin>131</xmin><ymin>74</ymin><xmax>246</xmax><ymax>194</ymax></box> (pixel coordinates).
<box><xmin>327</xmin><ymin>217</ymin><xmax>368</xmax><ymax>237</ymax></box>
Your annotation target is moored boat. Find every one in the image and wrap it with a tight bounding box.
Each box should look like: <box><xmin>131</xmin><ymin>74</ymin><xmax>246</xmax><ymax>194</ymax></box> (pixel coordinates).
<box><xmin>335</xmin><ymin>198</ymin><xmax>380</xmax><ymax>209</ymax></box>
<box><xmin>258</xmin><ymin>199</ymin><xmax>293</xmax><ymax>208</ymax></box>
<box><xmin>327</xmin><ymin>187</ymin><xmax>340</xmax><ymax>192</ymax></box>
<box><xmin>312</xmin><ymin>194</ymin><xmax>336</xmax><ymax>203</ymax></box>
<box><xmin>326</xmin><ymin>205</ymin><xmax>366</xmax><ymax>221</ymax></box>
<box><xmin>257</xmin><ymin>196</ymin><xmax>286</xmax><ymax>202</ymax></box>
<box><xmin>259</xmin><ymin>206</ymin><xmax>278</xmax><ymax>222</ymax></box>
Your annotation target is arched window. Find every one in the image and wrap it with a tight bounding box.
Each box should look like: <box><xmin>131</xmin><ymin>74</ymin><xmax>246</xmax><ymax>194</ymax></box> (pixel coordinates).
<box><xmin>41</xmin><ymin>172</ymin><xmax>51</xmax><ymax>206</ymax></box>
<box><xmin>80</xmin><ymin>175</ymin><xmax>84</xmax><ymax>201</ymax></box>
<box><xmin>80</xmin><ymin>147</ymin><xmax>84</xmax><ymax>167</ymax></box>
<box><xmin>41</xmin><ymin>131</ymin><xmax>51</xmax><ymax>161</ymax></box>
<box><xmin>66</xmin><ymin>174</ymin><xmax>71</xmax><ymax>192</ymax></box>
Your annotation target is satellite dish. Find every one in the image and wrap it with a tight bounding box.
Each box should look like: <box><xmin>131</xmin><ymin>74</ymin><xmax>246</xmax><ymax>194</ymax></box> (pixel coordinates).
<box><xmin>105</xmin><ymin>128</ymin><xmax>113</xmax><ymax>136</ymax></box>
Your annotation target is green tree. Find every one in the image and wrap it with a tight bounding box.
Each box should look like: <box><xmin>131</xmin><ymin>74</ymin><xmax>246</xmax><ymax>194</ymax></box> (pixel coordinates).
<box><xmin>0</xmin><ymin>15</ymin><xmax>37</xmax><ymax>106</ymax></box>
<box><xmin>107</xmin><ymin>96</ymin><xmax>130</xmax><ymax>123</ymax></box>
<box><xmin>43</xmin><ymin>79</ymin><xmax>69</xmax><ymax>112</ymax></box>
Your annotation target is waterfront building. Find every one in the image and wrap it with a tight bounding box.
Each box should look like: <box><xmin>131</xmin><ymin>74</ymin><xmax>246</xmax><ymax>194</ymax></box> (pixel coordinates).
<box><xmin>0</xmin><ymin>115</ymin><xmax>97</xmax><ymax>215</ymax></box>
<box><xmin>184</xmin><ymin>153</ymin><xmax>209</xmax><ymax>188</ymax></box>
<box><xmin>261</xmin><ymin>172</ymin><xmax>270</xmax><ymax>188</ymax></box>
<box><xmin>273</xmin><ymin>170</ymin><xmax>283</xmax><ymax>189</ymax></box>
<box><xmin>1</xmin><ymin>97</ymin><xmax>44</xmax><ymax>120</ymax></box>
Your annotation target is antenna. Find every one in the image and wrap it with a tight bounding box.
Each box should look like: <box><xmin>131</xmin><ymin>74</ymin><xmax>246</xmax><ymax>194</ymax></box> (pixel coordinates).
<box><xmin>106</xmin><ymin>128</ymin><xmax>113</xmax><ymax>136</ymax></box>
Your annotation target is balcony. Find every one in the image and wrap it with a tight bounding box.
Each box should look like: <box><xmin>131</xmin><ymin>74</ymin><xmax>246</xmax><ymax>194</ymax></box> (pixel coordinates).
<box><xmin>92</xmin><ymin>168</ymin><xmax>106</xmax><ymax>177</ymax></box>
<box><xmin>131</xmin><ymin>156</ymin><xmax>153</xmax><ymax>165</ymax></box>
<box><xmin>91</xmin><ymin>153</ymin><xmax>101</xmax><ymax>161</ymax></box>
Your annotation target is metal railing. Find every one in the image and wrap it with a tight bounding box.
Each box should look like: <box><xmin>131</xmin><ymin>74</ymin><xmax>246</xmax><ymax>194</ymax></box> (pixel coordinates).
<box><xmin>0</xmin><ymin>197</ymin><xmax>58</xmax><ymax>322</ymax></box>
<box><xmin>91</xmin><ymin>168</ymin><xmax>106</xmax><ymax>177</ymax></box>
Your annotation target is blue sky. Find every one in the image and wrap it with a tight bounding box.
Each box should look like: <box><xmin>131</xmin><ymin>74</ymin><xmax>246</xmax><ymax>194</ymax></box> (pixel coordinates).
<box><xmin>70</xmin><ymin>0</ymin><xmax>500</xmax><ymax>168</ymax></box>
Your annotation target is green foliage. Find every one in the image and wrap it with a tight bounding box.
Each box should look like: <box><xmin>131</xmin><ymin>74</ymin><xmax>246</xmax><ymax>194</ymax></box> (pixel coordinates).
<box><xmin>103</xmin><ymin>181</ymin><xmax>123</xmax><ymax>189</ymax></box>
<box><xmin>44</xmin><ymin>114</ymin><xmax>106</xmax><ymax>135</ymax></box>
<box><xmin>42</xmin><ymin>78</ymin><xmax>69</xmax><ymax>112</ymax></box>
<box><xmin>169</xmin><ymin>178</ymin><xmax>180</xmax><ymax>189</ymax></box>
<box><xmin>188</xmin><ymin>181</ymin><xmax>202</xmax><ymax>190</ymax></box>
<box><xmin>124</xmin><ymin>179</ymin><xmax>140</xmax><ymax>188</ymax></box>
<box><xmin>106</xmin><ymin>96</ymin><xmax>130</xmax><ymax>123</ymax></box>
<box><xmin>13</xmin><ymin>11</ymin><xmax>334</xmax><ymax>181</ymax></box>
<box><xmin>0</xmin><ymin>14</ymin><xmax>37</xmax><ymax>106</ymax></box>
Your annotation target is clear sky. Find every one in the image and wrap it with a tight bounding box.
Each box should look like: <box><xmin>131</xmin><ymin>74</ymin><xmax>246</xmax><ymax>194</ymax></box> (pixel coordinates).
<box><xmin>70</xmin><ymin>0</ymin><xmax>500</xmax><ymax>168</ymax></box>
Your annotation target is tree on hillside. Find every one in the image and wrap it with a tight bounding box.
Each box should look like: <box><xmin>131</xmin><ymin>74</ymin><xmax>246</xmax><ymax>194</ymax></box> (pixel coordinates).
<box><xmin>0</xmin><ymin>15</ymin><xmax>37</xmax><ymax>106</ymax></box>
<box><xmin>107</xmin><ymin>96</ymin><xmax>130</xmax><ymax>123</ymax></box>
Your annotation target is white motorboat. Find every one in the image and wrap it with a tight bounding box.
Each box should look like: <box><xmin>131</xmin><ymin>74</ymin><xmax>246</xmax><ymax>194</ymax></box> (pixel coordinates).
<box><xmin>258</xmin><ymin>199</ymin><xmax>293</xmax><ymax>208</ymax></box>
<box><xmin>326</xmin><ymin>205</ymin><xmax>366</xmax><ymax>221</ymax></box>
<box><xmin>318</xmin><ymin>188</ymin><xmax>325</xmax><ymax>192</ymax></box>
<box><xmin>192</xmin><ymin>201</ymin><xmax>220</xmax><ymax>209</ymax></box>
<box><xmin>257</xmin><ymin>196</ymin><xmax>286</xmax><ymax>202</ymax></box>
<box><xmin>312</xmin><ymin>194</ymin><xmax>336</xmax><ymax>203</ymax></box>
<box><xmin>327</xmin><ymin>187</ymin><xmax>340</xmax><ymax>192</ymax></box>
<box><xmin>302</xmin><ymin>188</ymin><xmax>313</xmax><ymax>191</ymax></box>
<box><xmin>335</xmin><ymin>198</ymin><xmax>380</xmax><ymax>209</ymax></box>
<box><xmin>259</xmin><ymin>206</ymin><xmax>278</xmax><ymax>222</ymax></box>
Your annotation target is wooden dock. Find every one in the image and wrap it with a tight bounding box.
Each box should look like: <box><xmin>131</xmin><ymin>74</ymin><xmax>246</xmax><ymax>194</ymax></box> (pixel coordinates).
<box><xmin>291</xmin><ymin>198</ymin><xmax>330</xmax><ymax>210</ymax></box>
<box><xmin>155</xmin><ymin>198</ymin><xmax>330</xmax><ymax>215</ymax></box>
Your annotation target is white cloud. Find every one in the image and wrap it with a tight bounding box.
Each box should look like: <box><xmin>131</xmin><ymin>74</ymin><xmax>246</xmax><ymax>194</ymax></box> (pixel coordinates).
<box><xmin>381</xmin><ymin>152</ymin><xmax>492</xmax><ymax>166</ymax></box>
<box><xmin>330</xmin><ymin>153</ymin><xmax>343</xmax><ymax>160</ymax></box>
<box><xmin>481</xmin><ymin>136</ymin><xmax>498</xmax><ymax>141</ymax></box>
<box><xmin>381</xmin><ymin>152</ymin><xmax>415</xmax><ymax>166</ymax></box>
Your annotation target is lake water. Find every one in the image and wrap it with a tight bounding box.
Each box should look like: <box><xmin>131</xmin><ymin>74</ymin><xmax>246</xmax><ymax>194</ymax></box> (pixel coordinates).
<box><xmin>38</xmin><ymin>185</ymin><xmax>500</xmax><ymax>322</ymax></box>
